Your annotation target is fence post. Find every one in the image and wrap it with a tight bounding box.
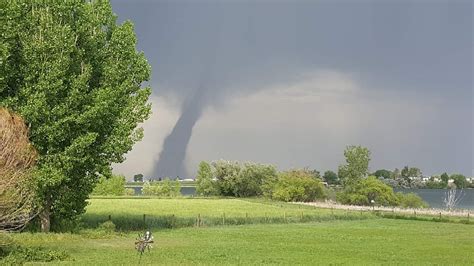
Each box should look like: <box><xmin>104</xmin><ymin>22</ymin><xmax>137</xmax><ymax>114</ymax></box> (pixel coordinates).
<box><xmin>197</xmin><ymin>214</ymin><xmax>201</xmax><ymax>227</ymax></box>
<box><xmin>222</xmin><ymin>213</ymin><xmax>225</xmax><ymax>226</ymax></box>
<box><xmin>439</xmin><ymin>212</ymin><xmax>442</xmax><ymax>220</ymax></box>
<box><xmin>143</xmin><ymin>214</ymin><xmax>146</xmax><ymax>224</ymax></box>
<box><xmin>284</xmin><ymin>212</ymin><xmax>287</xmax><ymax>223</ymax></box>
<box><xmin>468</xmin><ymin>213</ymin><xmax>470</xmax><ymax>222</ymax></box>
<box><xmin>300</xmin><ymin>211</ymin><xmax>304</xmax><ymax>221</ymax></box>
<box><xmin>171</xmin><ymin>214</ymin><xmax>175</xmax><ymax>228</ymax></box>
<box><xmin>108</xmin><ymin>214</ymin><xmax>111</xmax><ymax>221</ymax></box>
<box><xmin>414</xmin><ymin>210</ymin><xmax>416</xmax><ymax>217</ymax></box>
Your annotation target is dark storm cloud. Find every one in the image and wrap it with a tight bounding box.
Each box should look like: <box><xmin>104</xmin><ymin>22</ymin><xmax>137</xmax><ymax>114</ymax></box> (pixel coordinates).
<box><xmin>111</xmin><ymin>0</ymin><xmax>472</xmax><ymax>177</ymax></box>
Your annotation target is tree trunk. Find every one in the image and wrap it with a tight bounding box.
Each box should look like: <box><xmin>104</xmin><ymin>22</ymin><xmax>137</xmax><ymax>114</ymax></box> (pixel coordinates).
<box><xmin>39</xmin><ymin>200</ymin><xmax>51</xmax><ymax>232</ymax></box>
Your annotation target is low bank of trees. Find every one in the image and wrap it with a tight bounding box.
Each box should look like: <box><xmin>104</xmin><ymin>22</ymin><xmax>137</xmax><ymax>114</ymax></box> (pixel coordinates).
<box><xmin>334</xmin><ymin>146</ymin><xmax>428</xmax><ymax>208</ymax></box>
<box><xmin>142</xmin><ymin>180</ymin><xmax>181</xmax><ymax>197</ymax></box>
<box><xmin>196</xmin><ymin>160</ymin><xmax>326</xmax><ymax>202</ymax></box>
<box><xmin>195</xmin><ymin>145</ymin><xmax>428</xmax><ymax>209</ymax></box>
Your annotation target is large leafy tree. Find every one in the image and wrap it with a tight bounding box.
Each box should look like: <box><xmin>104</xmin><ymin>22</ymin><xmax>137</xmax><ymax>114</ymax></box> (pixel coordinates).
<box><xmin>372</xmin><ymin>169</ymin><xmax>392</xmax><ymax>179</ymax></box>
<box><xmin>338</xmin><ymin>145</ymin><xmax>370</xmax><ymax>187</ymax></box>
<box><xmin>451</xmin><ymin>174</ymin><xmax>468</xmax><ymax>189</ymax></box>
<box><xmin>322</xmin><ymin>170</ymin><xmax>338</xmax><ymax>185</ymax></box>
<box><xmin>1</xmin><ymin>2</ymin><xmax>151</xmax><ymax>231</ymax></box>
<box><xmin>195</xmin><ymin>161</ymin><xmax>218</xmax><ymax>196</ymax></box>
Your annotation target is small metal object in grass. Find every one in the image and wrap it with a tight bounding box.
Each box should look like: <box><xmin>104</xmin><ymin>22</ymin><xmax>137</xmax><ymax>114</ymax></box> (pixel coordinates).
<box><xmin>135</xmin><ymin>231</ymin><xmax>154</xmax><ymax>256</ymax></box>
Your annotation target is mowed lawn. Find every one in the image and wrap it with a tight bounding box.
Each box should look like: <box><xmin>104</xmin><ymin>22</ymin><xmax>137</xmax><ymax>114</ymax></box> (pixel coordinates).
<box><xmin>12</xmin><ymin>219</ymin><xmax>474</xmax><ymax>265</ymax></box>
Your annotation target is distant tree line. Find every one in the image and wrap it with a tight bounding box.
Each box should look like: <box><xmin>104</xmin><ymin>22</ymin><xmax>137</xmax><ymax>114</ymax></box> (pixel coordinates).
<box><xmin>196</xmin><ymin>145</ymin><xmax>429</xmax><ymax>209</ymax></box>
<box><xmin>368</xmin><ymin>167</ymin><xmax>471</xmax><ymax>189</ymax></box>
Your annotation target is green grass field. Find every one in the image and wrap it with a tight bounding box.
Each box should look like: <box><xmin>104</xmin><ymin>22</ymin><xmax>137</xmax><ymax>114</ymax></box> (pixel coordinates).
<box><xmin>8</xmin><ymin>219</ymin><xmax>474</xmax><ymax>265</ymax></box>
<box><xmin>3</xmin><ymin>198</ymin><xmax>474</xmax><ymax>265</ymax></box>
<box><xmin>82</xmin><ymin>198</ymin><xmax>370</xmax><ymax>230</ymax></box>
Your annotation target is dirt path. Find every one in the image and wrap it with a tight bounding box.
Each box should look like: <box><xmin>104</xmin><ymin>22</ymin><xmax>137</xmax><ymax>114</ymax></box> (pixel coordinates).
<box><xmin>294</xmin><ymin>201</ymin><xmax>473</xmax><ymax>218</ymax></box>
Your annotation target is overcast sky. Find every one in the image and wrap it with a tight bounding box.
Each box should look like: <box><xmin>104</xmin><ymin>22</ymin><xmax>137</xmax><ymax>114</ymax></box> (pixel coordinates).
<box><xmin>111</xmin><ymin>0</ymin><xmax>472</xmax><ymax>179</ymax></box>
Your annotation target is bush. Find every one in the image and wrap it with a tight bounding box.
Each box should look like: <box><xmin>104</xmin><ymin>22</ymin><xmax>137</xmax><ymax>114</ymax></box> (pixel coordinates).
<box><xmin>337</xmin><ymin>176</ymin><xmax>399</xmax><ymax>206</ymax></box>
<box><xmin>98</xmin><ymin>221</ymin><xmax>116</xmax><ymax>233</ymax></box>
<box><xmin>235</xmin><ymin>162</ymin><xmax>278</xmax><ymax>197</ymax></box>
<box><xmin>396</xmin><ymin>192</ymin><xmax>428</xmax><ymax>208</ymax></box>
<box><xmin>0</xmin><ymin>233</ymin><xmax>15</xmax><ymax>258</ymax></box>
<box><xmin>211</xmin><ymin>160</ymin><xmax>278</xmax><ymax>197</ymax></box>
<box><xmin>212</xmin><ymin>160</ymin><xmax>241</xmax><ymax>196</ymax></box>
<box><xmin>91</xmin><ymin>175</ymin><xmax>126</xmax><ymax>196</ymax></box>
<box><xmin>124</xmin><ymin>188</ymin><xmax>135</xmax><ymax>196</ymax></box>
<box><xmin>1</xmin><ymin>245</ymin><xmax>68</xmax><ymax>264</ymax></box>
<box><xmin>272</xmin><ymin>169</ymin><xmax>326</xmax><ymax>202</ymax></box>
<box><xmin>142</xmin><ymin>179</ymin><xmax>180</xmax><ymax>197</ymax></box>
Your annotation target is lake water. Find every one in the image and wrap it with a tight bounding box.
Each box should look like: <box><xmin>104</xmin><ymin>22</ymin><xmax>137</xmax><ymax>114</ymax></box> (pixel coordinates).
<box><xmin>396</xmin><ymin>188</ymin><xmax>474</xmax><ymax>210</ymax></box>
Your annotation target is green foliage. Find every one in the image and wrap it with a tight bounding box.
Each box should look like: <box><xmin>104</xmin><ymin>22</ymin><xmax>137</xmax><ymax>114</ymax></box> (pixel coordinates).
<box><xmin>425</xmin><ymin>180</ymin><xmax>446</xmax><ymax>189</ymax></box>
<box><xmin>133</xmin><ymin>174</ymin><xmax>144</xmax><ymax>182</ymax></box>
<box><xmin>401</xmin><ymin>166</ymin><xmax>422</xmax><ymax>183</ymax></box>
<box><xmin>337</xmin><ymin>176</ymin><xmax>399</xmax><ymax>206</ymax></box>
<box><xmin>124</xmin><ymin>188</ymin><xmax>135</xmax><ymax>196</ymax></box>
<box><xmin>195</xmin><ymin>161</ymin><xmax>219</xmax><ymax>196</ymax></box>
<box><xmin>98</xmin><ymin>220</ymin><xmax>116</xmax><ymax>233</ymax></box>
<box><xmin>1</xmin><ymin>245</ymin><xmax>68</xmax><ymax>264</ymax></box>
<box><xmin>338</xmin><ymin>145</ymin><xmax>370</xmax><ymax>186</ymax></box>
<box><xmin>1</xmin><ymin>1</ymin><xmax>151</xmax><ymax>229</ymax></box>
<box><xmin>91</xmin><ymin>175</ymin><xmax>126</xmax><ymax>196</ymax></box>
<box><xmin>236</xmin><ymin>162</ymin><xmax>278</xmax><ymax>197</ymax></box>
<box><xmin>323</xmin><ymin>170</ymin><xmax>338</xmax><ymax>185</ymax></box>
<box><xmin>440</xmin><ymin>172</ymin><xmax>449</xmax><ymax>184</ymax></box>
<box><xmin>0</xmin><ymin>233</ymin><xmax>14</xmax><ymax>258</ymax></box>
<box><xmin>396</xmin><ymin>192</ymin><xmax>428</xmax><ymax>208</ymax></box>
<box><xmin>272</xmin><ymin>169</ymin><xmax>326</xmax><ymax>202</ymax></box>
<box><xmin>451</xmin><ymin>174</ymin><xmax>468</xmax><ymax>189</ymax></box>
<box><xmin>372</xmin><ymin>169</ymin><xmax>392</xmax><ymax>179</ymax></box>
<box><xmin>391</xmin><ymin>168</ymin><xmax>401</xmax><ymax>179</ymax></box>
<box><xmin>142</xmin><ymin>180</ymin><xmax>181</xmax><ymax>197</ymax></box>
<box><xmin>212</xmin><ymin>160</ymin><xmax>242</xmax><ymax>196</ymax></box>
<box><xmin>212</xmin><ymin>160</ymin><xmax>278</xmax><ymax>197</ymax></box>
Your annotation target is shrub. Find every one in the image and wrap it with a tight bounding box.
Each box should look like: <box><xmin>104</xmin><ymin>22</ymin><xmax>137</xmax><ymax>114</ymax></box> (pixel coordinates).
<box><xmin>235</xmin><ymin>162</ymin><xmax>277</xmax><ymax>197</ymax></box>
<box><xmin>124</xmin><ymin>188</ymin><xmax>135</xmax><ymax>196</ymax></box>
<box><xmin>0</xmin><ymin>233</ymin><xmax>15</xmax><ymax>258</ymax></box>
<box><xmin>396</xmin><ymin>192</ymin><xmax>428</xmax><ymax>208</ymax></box>
<box><xmin>98</xmin><ymin>221</ymin><xmax>116</xmax><ymax>233</ymax></box>
<box><xmin>91</xmin><ymin>175</ymin><xmax>126</xmax><ymax>196</ymax></box>
<box><xmin>142</xmin><ymin>179</ymin><xmax>180</xmax><ymax>197</ymax></box>
<box><xmin>337</xmin><ymin>176</ymin><xmax>399</xmax><ymax>206</ymax></box>
<box><xmin>1</xmin><ymin>234</ymin><xmax>68</xmax><ymax>264</ymax></box>
<box><xmin>272</xmin><ymin>169</ymin><xmax>326</xmax><ymax>202</ymax></box>
<box><xmin>212</xmin><ymin>160</ymin><xmax>241</xmax><ymax>196</ymax></box>
<box><xmin>211</xmin><ymin>160</ymin><xmax>278</xmax><ymax>197</ymax></box>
